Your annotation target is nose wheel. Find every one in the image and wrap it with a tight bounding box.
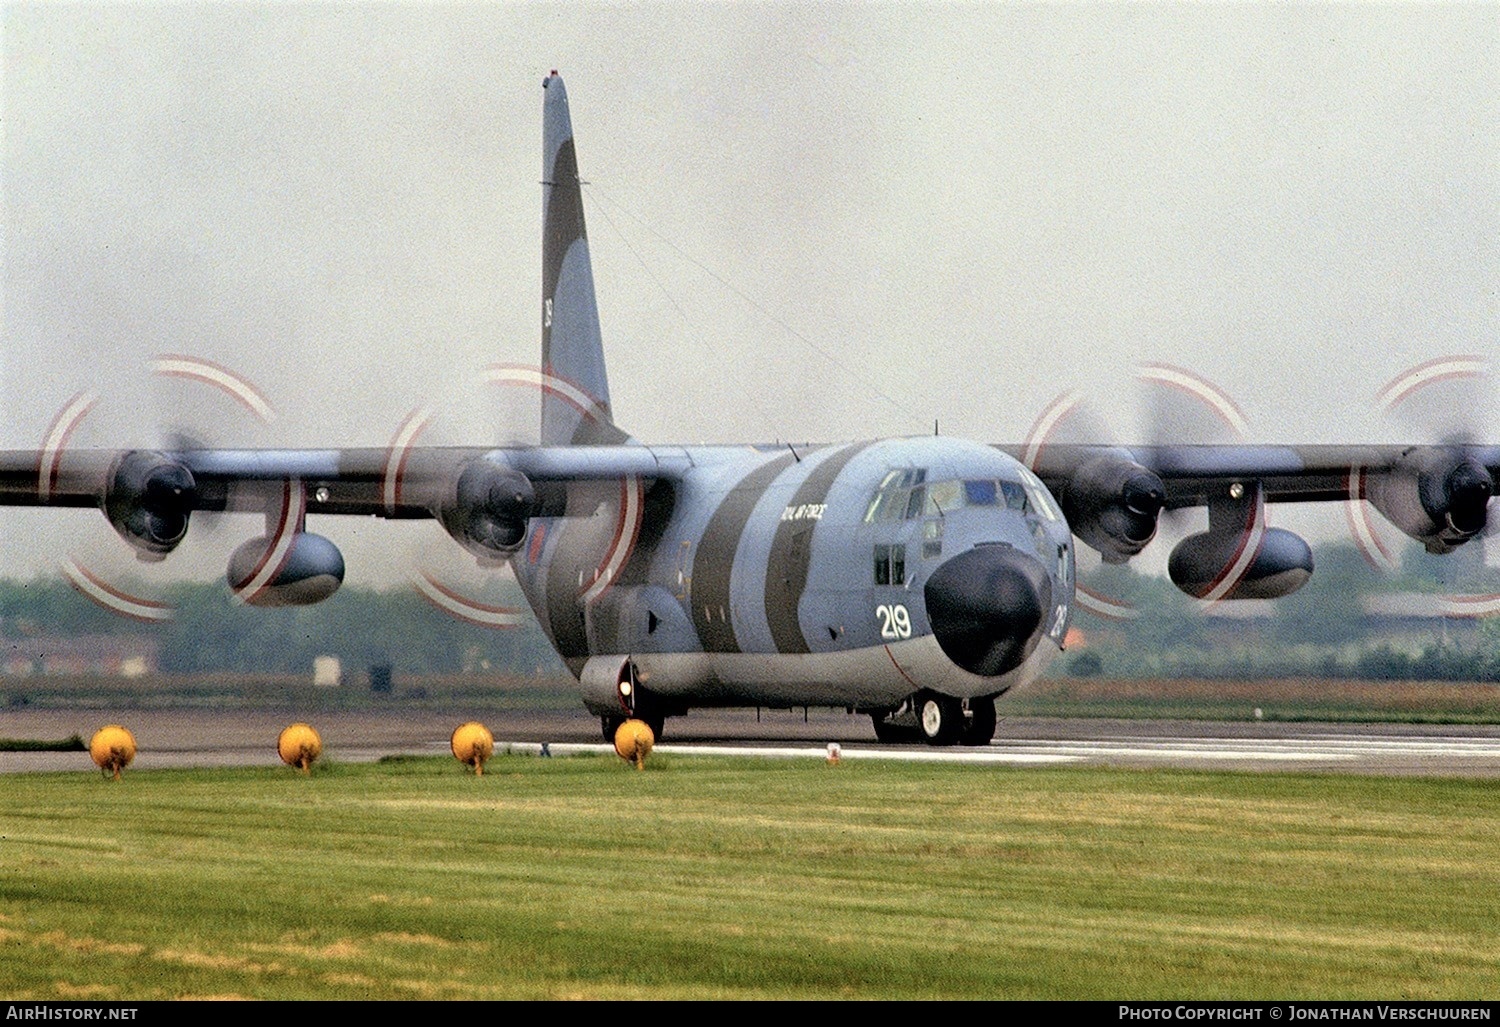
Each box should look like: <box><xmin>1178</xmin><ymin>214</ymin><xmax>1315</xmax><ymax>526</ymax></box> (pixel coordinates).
<box><xmin>916</xmin><ymin>692</ymin><xmax>996</xmax><ymax>746</ymax></box>
<box><xmin>601</xmin><ymin>712</ymin><xmax>665</xmax><ymax>744</ymax></box>
<box><xmin>919</xmin><ymin>692</ymin><xmax>964</xmax><ymax>745</ymax></box>
<box><xmin>606</xmin><ymin>659</ymin><xmax>668</xmax><ymax>742</ymax></box>
<box><xmin>872</xmin><ymin>693</ymin><xmax>998</xmax><ymax>746</ymax></box>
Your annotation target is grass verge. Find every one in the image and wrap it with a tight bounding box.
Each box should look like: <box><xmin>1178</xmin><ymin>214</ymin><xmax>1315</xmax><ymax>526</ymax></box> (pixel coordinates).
<box><xmin>2</xmin><ymin>755</ymin><xmax>1499</xmax><ymax>999</ymax></box>
<box><xmin>0</xmin><ymin>734</ymin><xmax>84</xmax><ymax>752</ymax></box>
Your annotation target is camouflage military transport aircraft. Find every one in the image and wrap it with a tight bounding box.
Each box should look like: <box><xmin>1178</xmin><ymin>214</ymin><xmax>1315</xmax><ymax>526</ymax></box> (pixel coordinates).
<box><xmin>4</xmin><ymin>74</ymin><xmax>1496</xmax><ymax>745</ymax></box>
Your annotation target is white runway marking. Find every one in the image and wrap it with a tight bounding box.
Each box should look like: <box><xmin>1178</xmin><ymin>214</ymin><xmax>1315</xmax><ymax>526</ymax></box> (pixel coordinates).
<box><xmin>501</xmin><ymin>742</ymin><xmax>1079</xmax><ymax>765</ymax></box>
<box><xmin>997</xmin><ymin>734</ymin><xmax>1500</xmax><ymax>764</ymax></box>
<box><xmin>499</xmin><ymin>733</ymin><xmax>1500</xmax><ymax>770</ymax></box>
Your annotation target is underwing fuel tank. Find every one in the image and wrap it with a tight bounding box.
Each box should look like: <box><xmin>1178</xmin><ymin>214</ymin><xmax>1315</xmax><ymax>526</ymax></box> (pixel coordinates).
<box><xmin>1168</xmin><ymin>527</ymin><xmax>1313</xmax><ymax>600</ymax></box>
<box><xmin>227</xmin><ymin>532</ymin><xmax>345</xmax><ymax>607</ymax></box>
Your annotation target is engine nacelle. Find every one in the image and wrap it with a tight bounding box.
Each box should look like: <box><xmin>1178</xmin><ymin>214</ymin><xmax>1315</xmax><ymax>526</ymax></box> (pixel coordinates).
<box><xmin>227</xmin><ymin>532</ymin><xmax>345</xmax><ymax>607</ymax></box>
<box><xmin>104</xmin><ymin>451</ymin><xmax>198</xmax><ymax>561</ymax></box>
<box><xmin>439</xmin><ymin>457</ymin><xmax>536</xmax><ymax>562</ymax></box>
<box><xmin>1056</xmin><ymin>454</ymin><xmax>1166</xmax><ymax>564</ymax></box>
<box><xmin>1364</xmin><ymin>447</ymin><xmax>1493</xmax><ymax>554</ymax></box>
<box><xmin>1168</xmin><ymin>526</ymin><xmax>1313</xmax><ymax>600</ymax></box>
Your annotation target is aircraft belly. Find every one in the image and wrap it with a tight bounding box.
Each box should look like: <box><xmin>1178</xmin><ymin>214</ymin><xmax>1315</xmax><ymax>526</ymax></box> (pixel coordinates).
<box><xmin>634</xmin><ymin>647</ymin><xmax>911</xmax><ymax>708</ymax></box>
<box><xmin>618</xmin><ymin>635</ymin><xmax>1055</xmax><ymax>708</ymax></box>
<box><xmin>881</xmin><ymin>634</ymin><xmax>1055</xmax><ymax>699</ymax></box>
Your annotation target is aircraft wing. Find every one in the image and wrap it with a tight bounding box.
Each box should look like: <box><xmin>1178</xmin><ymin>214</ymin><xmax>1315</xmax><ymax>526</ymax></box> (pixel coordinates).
<box><xmin>0</xmin><ymin>440</ymin><xmax>686</xmax><ymax>597</ymax></box>
<box><xmin>1009</xmin><ymin>442</ymin><xmax>1500</xmax><ymax>575</ymax></box>
<box><xmin>1021</xmin><ymin>443</ymin><xmax>1500</xmax><ymax>508</ymax></box>
<box><xmin>0</xmin><ymin>443</ymin><xmax>673</xmax><ymax>516</ymax></box>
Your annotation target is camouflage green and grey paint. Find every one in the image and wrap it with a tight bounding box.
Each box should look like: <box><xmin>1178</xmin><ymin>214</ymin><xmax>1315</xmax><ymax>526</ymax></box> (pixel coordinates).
<box><xmin>513</xmin><ymin>74</ymin><xmax>1076</xmax><ymax>730</ymax></box>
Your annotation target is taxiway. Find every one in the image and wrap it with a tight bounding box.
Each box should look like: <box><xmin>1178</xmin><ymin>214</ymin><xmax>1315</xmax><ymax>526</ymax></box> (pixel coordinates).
<box><xmin>4</xmin><ymin>707</ymin><xmax>1500</xmax><ymax>776</ymax></box>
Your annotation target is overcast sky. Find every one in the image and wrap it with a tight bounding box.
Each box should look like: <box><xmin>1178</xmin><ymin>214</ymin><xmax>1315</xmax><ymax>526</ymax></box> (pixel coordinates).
<box><xmin>3</xmin><ymin>1</ymin><xmax>1497</xmax><ymax>585</ymax></box>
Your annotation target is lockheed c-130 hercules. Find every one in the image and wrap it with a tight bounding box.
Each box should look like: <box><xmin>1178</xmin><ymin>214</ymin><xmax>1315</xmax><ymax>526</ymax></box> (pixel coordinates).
<box><xmin>4</xmin><ymin>73</ymin><xmax>1497</xmax><ymax>746</ymax></box>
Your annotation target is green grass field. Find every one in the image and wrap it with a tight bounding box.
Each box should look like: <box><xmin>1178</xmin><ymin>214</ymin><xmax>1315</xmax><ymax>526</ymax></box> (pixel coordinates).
<box><xmin>3</xmin><ymin>754</ymin><xmax>1500</xmax><ymax>1000</ymax></box>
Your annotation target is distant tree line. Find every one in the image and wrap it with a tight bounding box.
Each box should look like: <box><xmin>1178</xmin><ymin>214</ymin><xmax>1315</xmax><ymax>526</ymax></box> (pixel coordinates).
<box><xmin>0</xmin><ymin>576</ymin><xmax>562</xmax><ymax>678</ymax></box>
<box><xmin>6</xmin><ymin>537</ymin><xmax>1500</xmax><ymax>680</ymax></box>
<box><xmin>1066</xmin><ymin>539</ymin><xmax>1500</xmax><ymax>681</ymax></box>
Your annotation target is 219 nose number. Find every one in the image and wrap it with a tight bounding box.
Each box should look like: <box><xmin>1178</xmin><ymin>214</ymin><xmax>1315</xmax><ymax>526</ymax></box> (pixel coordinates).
<box><xmin>876</xmin><ymin>603</ymin><xmax>911</xmax><ymax>640</ymax></box>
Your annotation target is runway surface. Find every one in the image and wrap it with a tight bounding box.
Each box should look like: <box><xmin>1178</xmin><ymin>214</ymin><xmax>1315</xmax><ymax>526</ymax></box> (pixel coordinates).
<box><xmin>6</xmin><ymin>705</ymin><xmax>1500</xmax><ymax>776</ymax></box>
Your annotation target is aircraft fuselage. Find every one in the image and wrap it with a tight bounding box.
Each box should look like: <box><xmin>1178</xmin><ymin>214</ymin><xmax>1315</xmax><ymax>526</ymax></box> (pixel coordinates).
<box><xmin>511</xmin><ymin>435</ymin><xmax>1075</xmax><ymax>723</ymax></box>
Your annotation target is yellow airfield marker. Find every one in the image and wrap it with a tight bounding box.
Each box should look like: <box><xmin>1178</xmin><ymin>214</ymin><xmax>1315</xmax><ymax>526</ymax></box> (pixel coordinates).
<box><xmin>451</xmin><ymin>721</ymin><xmax>495</xmax><ymax>775</ymax></box>
<box><xmin>277</xmin><ymin>723</ymin><xmax>322</xmax><ymax>774</ymax></box>
<box><xmin>89</xmin><ymin>725</ymin><xmax>136</xmax><ymax>781</ymax></box>
<box><xmin>613</xmin><ymin>719</ymin><xmax>654</xmax><ymax>770</ymax></box>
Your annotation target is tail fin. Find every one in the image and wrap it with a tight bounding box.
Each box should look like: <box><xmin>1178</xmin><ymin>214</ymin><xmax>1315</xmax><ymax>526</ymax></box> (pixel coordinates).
<box><xmin>541</xmin><ymin>72</ymin><xmax>628</xmax><ymax>446</ymax></box>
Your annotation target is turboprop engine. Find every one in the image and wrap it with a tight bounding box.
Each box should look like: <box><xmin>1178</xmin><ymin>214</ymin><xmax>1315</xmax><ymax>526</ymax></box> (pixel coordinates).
<box><xmin>438</xmin><ymin>456</ymin><xmax>536</xmax><ymax>562</ymax></box>
<box><xmin>1055</xmin><ymin>453</ymin><xmax>1166</xmax><ymax>564</ymax></box>
<box><xmin>1364</xmin><ymin>447</ymin><xmax>1493</xmax><ymax>554</ymax></box>
<box><xmin>104</xmin><ymin>451</ymin><xmax>198</xmax><ymax>561</ymax></box>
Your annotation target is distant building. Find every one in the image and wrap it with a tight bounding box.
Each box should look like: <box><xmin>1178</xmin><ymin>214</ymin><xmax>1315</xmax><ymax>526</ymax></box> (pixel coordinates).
<box><xmin>0</xmin><ymin>635</ymin><xmax>160</xmax><ymax>677</ymax></box>
<box><xmin>1361</xmin><ymin>593</ymin><xmax>1486</xmax><ymax>646</ymax></box>
<box><xmin>313</xmin><ymin>656</ymin><xmax>342</xmax><ymax>687</ymax></box>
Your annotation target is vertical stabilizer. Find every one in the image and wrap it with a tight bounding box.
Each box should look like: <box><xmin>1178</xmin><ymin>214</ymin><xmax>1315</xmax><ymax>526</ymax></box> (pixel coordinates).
<box><xmin>541</xmin><ymin>72</ymin><xmax>627</xmax><ymax>445</ymax></box>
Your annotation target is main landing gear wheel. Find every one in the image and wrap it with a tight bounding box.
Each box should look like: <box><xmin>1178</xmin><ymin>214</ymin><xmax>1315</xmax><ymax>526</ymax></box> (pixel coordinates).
<box><xmin>959</xmin><ymin>697</ymin><xmax>997</xmax><ymax>747</ymax></box>
<box><xmin>918</xmin><ymin>691</ymin><xmax>964</xmax><ymax>746</ymax></box>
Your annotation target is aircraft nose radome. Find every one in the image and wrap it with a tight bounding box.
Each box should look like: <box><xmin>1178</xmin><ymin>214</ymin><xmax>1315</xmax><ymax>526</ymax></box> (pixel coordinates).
<box><xmin>924</xmin><ymin>544</ymin><xmax>1052</xmax><ymax>678</ymax></box>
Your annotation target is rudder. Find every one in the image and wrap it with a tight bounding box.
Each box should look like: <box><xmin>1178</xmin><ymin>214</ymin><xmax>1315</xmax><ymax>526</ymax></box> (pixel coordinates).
<box><xmin>541</xmin><ymin>72</ymin><xmax>627</xmax><ymax>446</ymax></box>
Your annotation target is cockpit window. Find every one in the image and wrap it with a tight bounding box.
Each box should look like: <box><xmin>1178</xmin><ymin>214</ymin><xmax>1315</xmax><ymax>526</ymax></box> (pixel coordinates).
<box><xmin>863</xmin><ymin>468</ymin><xmax>930</xmax><ymax>523</ymax></box>
<box><xmin>963</xmin><ymin>479</ymin><xmax>997</xmax><ymax>506</ymax></box>
<box><xmin>1000</xmin><ymin>480</ymin><xmax>1029</xmax><ymax>512</ymax></box>
<box><xmin>866</xmin><ymin>469</ymin><xmax>1060</xmax><ymax>524</ymax></box>
<box><xmin>863</xmin><ymin>489</ymin><xmax>901</xmax><ymax>522</ymax></box>
<box><xmin>1017</xmin><ymin>466</ymin><xmax>1062</xmax><ymax>522</ymax></box>
<box><xmin>926</xmin><ymin>479</ymin><xmax>963</xmax><ymax>516</ymax></box>
<box><xmin>903</xmin><ymin>485</ymin><xmax>927</xmax><ymax>519</ymax></box>
<box><xmin>873</xmin><ymin>543</ymin><xmax>906</xmax><ymax>585</ymax></box>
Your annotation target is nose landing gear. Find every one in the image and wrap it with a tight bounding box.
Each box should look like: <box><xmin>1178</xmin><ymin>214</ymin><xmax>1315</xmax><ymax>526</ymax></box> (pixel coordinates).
<box><xmin>871</xmin><ymin>692</ymin><xmax>997</xmax><ymax>747</ymax></box>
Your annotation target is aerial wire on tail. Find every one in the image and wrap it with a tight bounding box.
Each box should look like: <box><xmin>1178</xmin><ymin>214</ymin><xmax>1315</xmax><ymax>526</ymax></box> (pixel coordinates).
<box><xmin>581</xmin><ymin>178</ymin><xmax>928</xmax><ymax>436</ymax></box>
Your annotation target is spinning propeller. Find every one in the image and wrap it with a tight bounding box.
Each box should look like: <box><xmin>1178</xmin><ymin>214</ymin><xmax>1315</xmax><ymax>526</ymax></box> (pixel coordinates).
<box><xmin>1027</xmin><ymin>354</ymin><xmax>1498</xmax><ymax>624</ymax></box>
<box><xmin>1024</xmin><ymin>361</ymin><xmax>1309</xmax><ymax>618</ymax></box>
<box><xmin>1348</xmin><ymin>355</ymin><xmax>1498</xmax><ymax>615</ymax></box>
